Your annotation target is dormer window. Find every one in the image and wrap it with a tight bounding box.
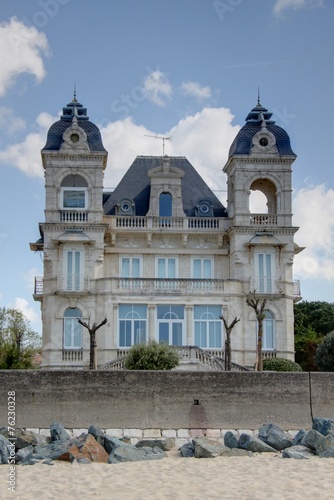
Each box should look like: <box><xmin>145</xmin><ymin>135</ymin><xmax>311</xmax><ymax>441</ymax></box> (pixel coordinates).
<box><xmin>60</xmin><ymin>175</ymin><xmax>88</xmax><ymax>210</ymax></box>
<box><xmin>116</xmin><ymin>198</ymin><xmax>136</xmax><ymax>215</ymax></box>
<box><xmin>196</xmin><ymin>200</ymin><xmax>213</xmax><ymax>217</ymax></box>
<box><xmin>159</xmin><ymin>192</ymin><xmax>172</xmax><ymax>217</ymax></box>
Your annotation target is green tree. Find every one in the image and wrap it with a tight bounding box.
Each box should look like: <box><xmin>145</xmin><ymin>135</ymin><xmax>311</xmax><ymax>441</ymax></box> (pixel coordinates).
<box><xmin>0</xmin><ymin>307</ymin><xmax>41</xmax><ymax>369</ymax></box>
<box><xmin>263</xmin><ymin>357</ymin><xmax>302</xmax><ymax>372</ymax></box>
<box><xmin>294</xmin><ymin>301</ymin><xmax>334</xmax><ymax>370</ymax></box>
<box><xmin>315</xmin><ymin>331</ymin><xmax>334</xmax><ymax>372</ymax></box>
<box><xmin>125</xmin><ymin>341</ymin><xmax>179</xmax><ymax>370</ymax></box>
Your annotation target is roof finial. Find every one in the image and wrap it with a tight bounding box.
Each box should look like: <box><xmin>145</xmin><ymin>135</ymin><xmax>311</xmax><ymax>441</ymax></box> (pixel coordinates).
<box><xmin>73</xmin><ymin>82</ymin><xmax>77</xmax><ymax>103</ymax></box>
<box><xmin>257</xmin><ymin>86</ymin><xmax>261</xmax><ymax>106</ymax></box>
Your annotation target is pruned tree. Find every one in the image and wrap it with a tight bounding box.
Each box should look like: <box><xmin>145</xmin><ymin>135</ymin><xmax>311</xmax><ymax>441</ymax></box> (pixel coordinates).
<box><xmin>246</xmin><ymin>291</ymin><xmax>267</xmax><ymax>371</ymax></box>
<box><xmin>78</xmin><ymin>318</ymin><xmax>107</xmax><ymax>370</ymax></box>
<box><xmin>220</xmin><ymin>314</ymin><xmax>240</xmax><ymax>371</ymax></box>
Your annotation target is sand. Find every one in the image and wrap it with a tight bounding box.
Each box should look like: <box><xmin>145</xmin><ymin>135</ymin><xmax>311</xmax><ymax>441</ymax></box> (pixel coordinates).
<box><xmin>1</xmin><ymin>451</ymin><xmax>333</xmax><ymax>500</ymax></box>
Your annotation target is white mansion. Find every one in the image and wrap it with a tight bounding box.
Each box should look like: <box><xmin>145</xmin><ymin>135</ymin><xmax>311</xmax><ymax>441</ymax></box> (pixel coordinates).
<box><xmin>31</xmin><ymin>96</ymin><xmax>302</xmax><ymax>369</ymax></box>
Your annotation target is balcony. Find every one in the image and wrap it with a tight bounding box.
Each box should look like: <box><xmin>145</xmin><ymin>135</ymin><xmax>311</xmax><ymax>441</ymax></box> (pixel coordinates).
<box><xmin>250</xmin><ymin>214</ymin><xmax>278</xmax><ymax>226</ymax></box>
<box><xmin>111</xmin><ymin>216</ymin><xmax>224</xmax><ymax>231</ymax></box>
<box><xmin>250</xmin><ymin>277</ymin><xmax>301</xmax><ymax>297</ymax></box>
<box><xmin>60</xmin><ymin>211</ymin><xmax>88</xmax><ymax>222</ymax></box>
<box><xmin>97</xmin><ymin>277</ymin><xmax>225</xmax><ymax>295</ymax></box>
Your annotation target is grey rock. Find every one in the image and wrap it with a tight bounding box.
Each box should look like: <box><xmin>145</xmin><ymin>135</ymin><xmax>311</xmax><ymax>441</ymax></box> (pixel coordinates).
<box><xmin>193</xmin><ymin>437</ymin><xmax>229</xmax><ymax>458</ymax></box>
<box><xmin>34</xmin><ymin>438</ymin><xmax>80</xmax><ymax>460</ymax></box>
<box><xmin>179</xmin><ymin>442</ymin><xmax>195</xmax><ymax>457</ymax></box>
<box><xmin>224</xmin><ymin>431</ymin><xmax>239</xmax><ymax>449</ymax></box>
<box><xmin>223</xmin><ymin>448</ymin><xmax>253</xmax><ymax>457</ymax></box>
<box><xmin>282</xmin><ymin>445</ymin><xmax>316</xmax><ymax>459</ymax></box>
<box><xmin>50</xmin><ymin>422</ymin><xmax>71</xmax><ymax>442</ymax></box>
<box><xmin>135</xmin><ymin>438</ymin><xmax>174</xmax><ymax>451</ymax></box>
<box><xmin>238</xmin><ymin>433</ymin><xmax>276</xmax><ymax>453</ymax></box>
<box><xmin>15</xmin><ymin>445</ymin><xmax>34</xmax><ymax>463</ymax></box>
<box><xmin>303</xmin><ymin>429</ymin><xmax>334</xmax><ymax>455</ymax></box>
<box><xmin>292</xmin><ymin>429</ymin><xmax>307</xmax><ymax>446</ymax></box>
<box><xmin>258</xmin><ymin>423</ymin><xmax>292</xmax><ymax>451</ymax></box>
<box><xmin>104</xmin><ymin>435</ymin><xmax>133</xmax><ymax>455</ymax></box>
<box><xmin>0</xmin><ymin>434</ymin><xmax>12</xmax><ymax>464</ymax></box>
<box><xmin>108</xmin><ymin>445</ymin><xmax>166</xmax><ymax>463</ymax></box>
<box><xmin>88</xmin><ymin>424</ymin><xmax>105</xmax><ymax>447</ymax></box>
<box><xmin>312</xmin><ymin>418</ymin><xmax>334</xmax><ymax>437</ymax></box>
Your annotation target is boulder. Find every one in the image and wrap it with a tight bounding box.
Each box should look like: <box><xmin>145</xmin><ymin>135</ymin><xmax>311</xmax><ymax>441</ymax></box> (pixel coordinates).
<box><xmin>0</xmin><ymin>434</ymin><xmax>11</xmax><ymax>464</ymax></box>
<box><xmin>224</xmin><ymin>448</ymin><xmax>253</xmax><ymax>457</ymax></box>
<box><xmin>238</xmin><ymin>433</ymin><xmax>276</xmax><ymax>453</ymax></box>
<box><xmin>282</xmin><ymin>445</ymin><xmax>316</xmax><ymax>459</ymax></box>
<box><xmin>179</xmin><ymin>442</ymin><xmax>195</xmax><ymax>457</ymax></box>
<box><xmin>135</xmin><ymin>438</ymin><xmax>174</xmax><ymax>451</ymax></box>
<box><xmin>50</xmin><ymin>422</ymin><xmax>71</xmax><ymax>442</ymax></box>
<box><xmin>88</xmin><ymin>424</ymin><xmax>105</xmax><ymax>447</ymax></box>
<box><xmin>15</xmin><ymin>445</ymin><xmax>34</xmax><ymax>463</ymax></box>
<box><xmin>224</xmin><ymin>431</ymin><xmax>239</xmax><ymax>449</ymax></box>
<box><xmin>258</xmin><ymin>423</ymin><xmax>292</xmax><ymax>451</ymax></box>
<box><xmin>303</xmin><ymin>429</ymin><xmax>334</xmax><ymax>455</ymax></box>
<box><xmin>108</xmin><ymin>445</ymin><xmax>166</xmax><ymax>463</ymax></box>
<box><xmin>292</xmin><ymin>429</ymin><xmax>307</xmax><ymax>446</ymax></box>
<box><xmin>104</xmin><ymin>435</ymin><xmax>133</xmax><ymax>455</ymax></box>
<box><xmin>312</xmin><ymin>418</ymin><xmax>334</xmax><ymax>437</ymax></box>
<box><xmin>193</xmin><ymin>437</ymin><xmax>229</xmax><ymax>458</ymax></box>
<box><xmin>57</xmin><ymin>434</ymin><xmax>109</xmax><ymax>463</ymax></box>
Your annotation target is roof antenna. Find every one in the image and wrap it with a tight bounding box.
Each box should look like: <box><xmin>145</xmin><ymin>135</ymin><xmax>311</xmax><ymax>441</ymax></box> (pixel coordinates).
<box><xmin>145</xmin><ymin>135</ymin><xmax>171</xmax><ymax>156</ymax></box>
<box><xmin>257</xmin><ymin>86</ymin><xmax>261</xmax><ymax>106</ymax></box>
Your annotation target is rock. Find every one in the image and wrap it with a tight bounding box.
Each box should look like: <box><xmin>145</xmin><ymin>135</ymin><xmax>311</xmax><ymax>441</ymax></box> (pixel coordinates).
<box><xmin>58</xmin><ymin>434</ymin><xmax>109</xmax><ymax>463</ymax></box>
<box><xmin>0</xmin><ymin>434</ymin><xmax>11</xmax><ymax>464</ymax></box>
<box><xmin>104</xmin><ymin>435</ymin><xmax>133</xmax><ymax>455</ymax></box>
<box><xmin>108</xmin><ymin>445</ymin><xmax>167</xmax><ymax>463</ymax></box>
<box><xmin>303</xmin><ymin>429</ymin><xmax>334</xmax><ymax>455</ymax></box>
<box><xmin>312</xmin><ymin>418</ymin><xmax>334</xmax><ymax>437</ymax></box>
<box><xmin>238</xmin><ymin>433</ymin><xmax>276</xmax><ymax>453</ymax></box>
<box><xmin>224</xmin><ymin>431</ymin><xmax>239</xmax><ymax>449</ymax></box>
<box><xmin>258</xmin><ymin>423</ymin><xmax>292</xmax><ymax>451</ymax></box>
<box><xmin>193</xmin><ymin>437</ymin><xmax>229</xmax><ymax>458</ymax></box>
<box><xmin>292</xmin><ymin>429</ymin><xmax>307</xmax><ymax>446</ymax></box>
<box><xmin>88</xmin><ymin>424</ymin><xmax>105</xmax><ymax>447</ymax></box>
<box><xmin>282</xmin><ymin>445</ymin><xmax>316</xmax><ymax>459</ymax></box>
<box><xmin>50</xmin><ymin>422</ymin><xmax>71</xmax><ymax>442</ymax></box>
<box><xmin>72</xmin><ymin>457</ymin><xmax>92</xmax><ymax>464</ymax></box>
<box><xmin>15</xmin><ymin>445</ymin><xmax>34</xmax><ymax>463</ymax></box>
<box><xmin>179</xmin><ymin>442</ymin><xmax>195</xmax><ymax>457</ymax></box>
<box><xmin>135</xmin><ymin>438</ymin><xmax>174</xmax><ymax>451</ymax></box>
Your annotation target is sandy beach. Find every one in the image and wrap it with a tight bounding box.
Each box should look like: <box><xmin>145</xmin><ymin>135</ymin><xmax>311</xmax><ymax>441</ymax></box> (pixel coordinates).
<box><xmin>1</xmin><ymin>451</ymin><xmax>333</xmax><ymax>500</ymax></box>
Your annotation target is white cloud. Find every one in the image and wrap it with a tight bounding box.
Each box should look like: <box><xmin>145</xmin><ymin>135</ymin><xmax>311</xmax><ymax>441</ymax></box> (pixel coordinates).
<box><xmin>274</xmin><ymin>0</ymin><xmax>324</xmax><ymax>15</ymax></box>
<box><xmin>0</xmin><ymin>17</ymin><xmax>49</xmax><ymax>95</ymax></box>
<box><xmin>0</xmin><ymin>107</ymin><xmax>26</xmax><ymax>135</ymax></box>
<box><xmin>11</xmin><ymin>297</ymin><xmax>39</xmax><ymax>323</ymax></box>
<box><xmin>0</xmin><ymin>111</ymin><xmax>57</xmax><ymax>177</ymax></box>
<box><xmin>142</xmin><ymin>70</ymin><xmax>172</xmax><ymax>107</ymax></box>
<box><xmin>181</xmin><ymin>81</ymin><xmax>212</xmax><ymax>100</ymax></box>
<box><xmin>293</xmin><ymin>185</ymin><xmax>334</xmax><ymax>279</ymax></box>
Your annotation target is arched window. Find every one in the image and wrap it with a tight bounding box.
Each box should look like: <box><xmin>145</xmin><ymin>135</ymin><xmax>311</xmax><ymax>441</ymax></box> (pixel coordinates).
<box><xmin>263</xmin><ymin>310</ymin><xmax>275</xmax><ymax>350</ymax></box>
<box><xmin>194</xmin><ymin>305</ymin><xmax>222</xmax><ymax>348</ymax></box>
<box><xmin>63</xmin><ymin>308</ymin><xmax>82</xmax><ymax>349</ymax></box>
<box><xmin>159</xmin><ymin>192</ymin><xmax>172</xmax><ymax>217</ymax></box>
<box><xmin>60</xmin><ymin>175</ymin><xmax>88</xmax><ymax>209</ymax></box>
<box><xmin>157</xmin><ymin>305</ymin><xmax>184</xmax><ymax>346</ymax></box>
<box><xmin>119</xmin><ymin>305</ymin><xmax>147</xmax><ymax>347</ymax></box>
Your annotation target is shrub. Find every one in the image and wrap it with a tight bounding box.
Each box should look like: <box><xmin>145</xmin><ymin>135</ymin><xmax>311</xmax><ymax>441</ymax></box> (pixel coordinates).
<box><xmin>263</xmin><ymin>357</ymin><xmax>302</xmax><ymax>372</ymax></box>
<box><xmin>125</xmin><ymin>341</ymin><xmax>180</xmax><ymax>370</ymax></box>
<box><xmin>315</xmin><ymin>331</ymin><xmax>334</xmax><ymax>372</ymax></box>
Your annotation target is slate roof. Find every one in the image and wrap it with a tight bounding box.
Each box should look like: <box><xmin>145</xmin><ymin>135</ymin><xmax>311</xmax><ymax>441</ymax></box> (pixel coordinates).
<box><xmin>228</xmin><ymin>102</ymin><xmax>296</xmax><ymax>157</ymax></box>
<box><xmin>42</xmin><ymin>98</ymin><xmax>106</xmax><ymax>152</ymax></box>
<box><xmin>103</xmin><ymin>156</ymin><xmax>227</xmax><ymax>217</ymax></box>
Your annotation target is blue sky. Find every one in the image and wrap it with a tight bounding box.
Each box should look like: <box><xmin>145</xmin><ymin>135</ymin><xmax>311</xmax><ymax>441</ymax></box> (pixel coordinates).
<box><xmin>0</xmin><ymin>0</ymin><xmax>333</xmax><ymax>334</ymax></box>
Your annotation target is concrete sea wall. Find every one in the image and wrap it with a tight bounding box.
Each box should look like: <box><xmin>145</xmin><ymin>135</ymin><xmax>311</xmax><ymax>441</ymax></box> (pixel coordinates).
<box><xmin>0</xmin><ymin>371</ymin><xmax>333</xmax><ymax>431</ymax></box>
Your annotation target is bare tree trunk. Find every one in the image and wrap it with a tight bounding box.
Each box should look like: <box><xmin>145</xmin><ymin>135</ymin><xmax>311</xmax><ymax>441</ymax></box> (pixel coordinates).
<box><xmin>221</xmin><ymin>315</ymin><xmax>240</xmax><ymax>371</ymax></box>
<box><xmin>246</xmin><ymin>291</ymin><xmax>267</xmax><ymax>372</ymax></box>
<box><xmin>78</xmin><ymin>318</ymin><xmax>107</xmax><ymax>370</ymax></box>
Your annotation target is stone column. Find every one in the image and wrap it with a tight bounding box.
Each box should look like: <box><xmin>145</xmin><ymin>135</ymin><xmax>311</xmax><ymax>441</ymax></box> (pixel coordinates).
<box><xmin>148</xmin><ymin>304</ymin><xmax>156</xmax><ymax>342</ymax></box>
<box><xmin>186</xmin><ymin>305</ymin><xmax>194</xmax><ymax>345</ymax></box>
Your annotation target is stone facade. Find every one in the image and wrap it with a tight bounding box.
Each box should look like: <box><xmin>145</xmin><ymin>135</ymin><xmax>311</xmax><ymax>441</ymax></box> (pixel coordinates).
<box><xmin>30</xmin><ymin>96</ymin><xmax>302</xmax><ymax>369</ymax></box>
